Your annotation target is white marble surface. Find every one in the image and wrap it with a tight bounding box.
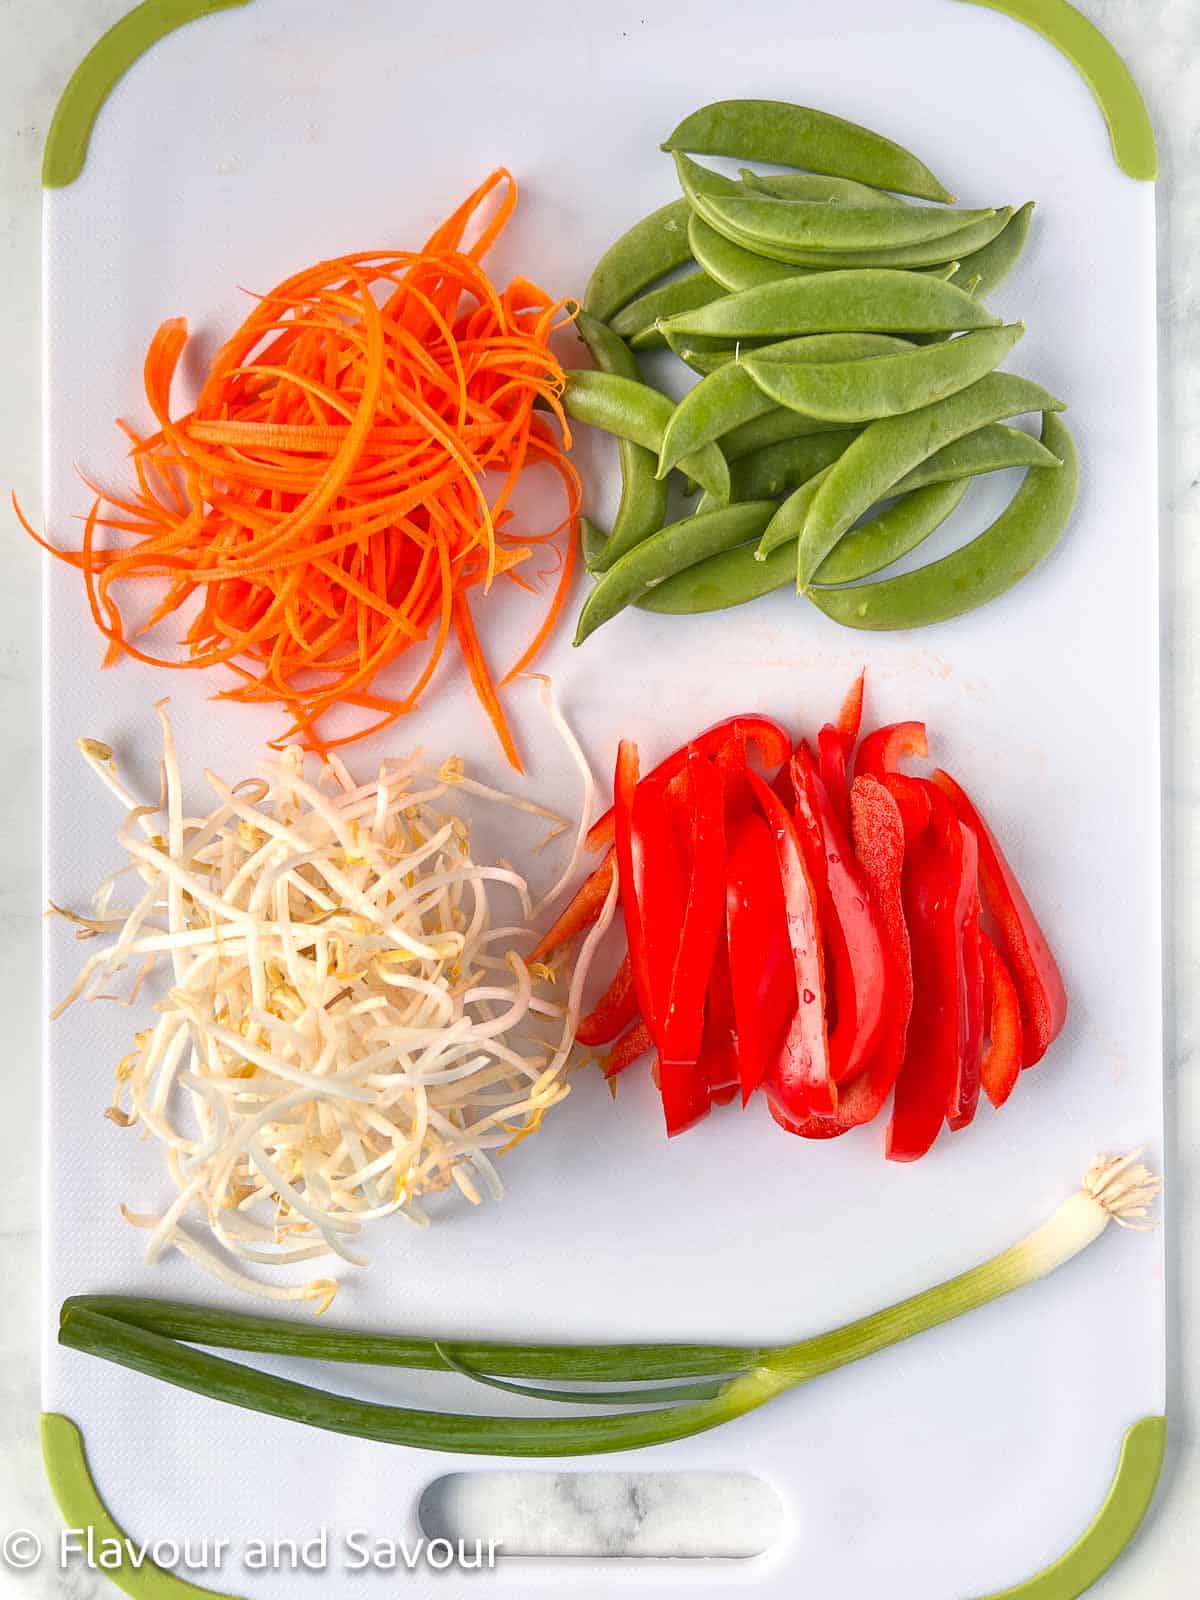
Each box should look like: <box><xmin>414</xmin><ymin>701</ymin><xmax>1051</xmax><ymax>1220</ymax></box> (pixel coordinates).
<box><xmin>0</xmin><ymin>1</ymin><xmax>1197</xmax><ymax>1594</ymax></box>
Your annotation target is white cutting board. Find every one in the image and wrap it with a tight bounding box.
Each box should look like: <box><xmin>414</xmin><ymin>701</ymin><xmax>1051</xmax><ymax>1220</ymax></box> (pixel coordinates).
<box><xmin>41</xmin><ymin>1</ymin><xmax>1163</xmax><ymax>1596</ymax></box>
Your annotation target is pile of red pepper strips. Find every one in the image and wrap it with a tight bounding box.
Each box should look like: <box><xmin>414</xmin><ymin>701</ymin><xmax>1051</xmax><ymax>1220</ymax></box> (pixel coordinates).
<box><xmin>533</xmin><ymin>677</ymin><xmax>1067</xmax><ymax>1160</ymax></box>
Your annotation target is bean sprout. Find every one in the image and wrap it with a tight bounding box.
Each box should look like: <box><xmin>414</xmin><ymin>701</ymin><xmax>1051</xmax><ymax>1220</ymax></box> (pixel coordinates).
<box><xmin>55</xmin><ymin>703</ymin><xmax>611</xmax><ymax>1311</ymax></box>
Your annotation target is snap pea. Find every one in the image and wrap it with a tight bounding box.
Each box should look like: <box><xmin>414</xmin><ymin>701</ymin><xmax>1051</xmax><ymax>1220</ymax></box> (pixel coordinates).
<box><xmin>575</xmin><ymin>501</ymin><xmax>777</xmax><ymax>644</ymax></box>
<box><xmin>812</xmin><ymin>478</ymin><xmax>972</xmax><ymax>584</ymax></box>
<box><xmin>951</xmin><ymin>201</ymin><xmax>1035</xmax><ymax>298</ymax></box>
<box><xmin>808</xmin><ymin>412</ymin><xmax>1078</xmax><ymax>628</ymax></box>
<box><xmin>752</xmin><ymin>467</ymin><xmax>831</xmax><ymax>557</ymax></box>
<box><xmin>574</xmin><ymin>312</ymin><xmax>671</xmax><ymax>571</ymax></box>
<box><xmin>661</xmin><ymin>269</ymin><xmax>1000</xmax><ymax>339</ymax></box>
<box><xmin>638</xmin><ymin>534</ymin><xmax>798</xmax><ymax>614</ymax></box>
<box><xmin>723</xmin><ymin>406</ymin><xmax>857</xmax><ymax>460</ymax></box>
<box><xmin>730</xmin><ymin>429</ymin><xmax>862</xmax><ymax>501</ymax></box>
<box><xmin>754</xmin><ymin>422</ymin><xmax>1059</xmax><ymax>560</ymax></box>
<box><xmin>694</xmin><ymin>193</ymin><xmax>997</xmax><ymax>255</ymax></box>
<box><xmin>890</xmin><ymin>422</ymin><xmax>1062</xmax><ymax>494</ymax></box>
<box><xmin>738</xmin><ymin>168</ymin><xmax>909</xmax><ymax>207</ymax></box>
<box><xmin>580</xmin><ymin>515</ymin><xmax>610</xmax><ymax>570</ymax></box>
<box><xmin>613</xmin><ymin>272</ymin><xmax>726</xmax><ymax>350</ymax></box>
<box><xmin>794</xmin><ymin>372</ymin><xmax>1067</xmax><ymax>588</ymax></box>
<box><xmin>688</xmin><ymin>212</ymin><xmax>962</xmax><ymax>291</ymax></box>
<box><xmin>584</xmin><ymin>199</ymin><xmax>693</xmax><ymax>322</ymax></box>
<box><xmin>562</xmin><ymin>370</ymin><xmax>730</xmax><ymax>505</ymax></box>
<box><xmin>664</xmin><ymin>366</ymin><xmax>773</xmax><ymax>475</ymax></box>
<box><xmin>674</xmin><ymin>151</ymin><xmax>913</xmax><ymax>213</ymax></box>
<box><xmin>695</xmin><ymin>201</ymin><xmax>1013</xmax><ymax>271</ymax></box>
<box><xmin>659</xmin><ymin>334</ymin><xmax>915</xmax><ymax>477</ymax></box>
<box><xmin>640</xmin><ymin>475</ymin><xmax>972</xmax><ymax>614</ymax></box>
<box><xmin>689</xmin><ymin>212</ymin><xmax>814</xmax><ymax>291</ymax></box>
<box><xmin>663</xmin><ymin>339</ymin><xmax>744</xmax><ymax>377</ymax></box>
<box><xmin>662</xmin><ymin>99</ymin><xmax>955</xmax><ymax>204</ymax></box>
<box><xmin>742</xmin><ymin>322</ymin><xmax>1024</xmax><ymax>425</ymax></box>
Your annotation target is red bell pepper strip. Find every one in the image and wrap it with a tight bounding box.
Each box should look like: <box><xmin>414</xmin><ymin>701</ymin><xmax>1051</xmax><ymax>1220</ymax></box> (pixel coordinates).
<box><xmin>775</xmin><ymin>775</ymin><xmax>911</xmax><ymax>1139</ymax></box>
<box><xmin>931</xmin><ymin>769</ymin><xmax>1067</xmax><ymax>1067</ymax></box>
<box><xmin>612</xmin><ymin>741</ymin><xmax>657</xmax><ymax>1030</ymax></box>
<box><xmin>749</xmin><ymin>771</ymin><xmax>836</xmax><ymax>1118</ymax></box>
<box><xmin>528</xmin><ymin>848</ymin><xmax>615</xmax><ymax>962</ymax></box>
<box><xmin>814</xmin><ymin>674</ymin><xmax>867</xmax><ymax>832</ymax></box>
<box><xmin>947</xmin><ymin>823</ymin><xmax>983</xmax><ymax>1132</ymax></box>
<box><xmin>575</xmin><ymin>955</ymin><xmax>636</xmax><ymax>1048</ymax></box>
<box><xmin>603</xmin><ymin>1017</ymin><xmax>653</xmax><ymax>1080</ymax></box>
<box><xmin>623</xmin><ymin>767</ymin><xmax>710</xmax><ymax>1137</ymax></box>
<box><xmin>855</xmin><ymin>720</ymin><xmax>928</xmax><ymax>782</ymax></box>
<box><xmin>725</xmin><ymin>809</ymin><xmax>797</xmax><ymax>1103</ymax></box>
<box><xmin>586</xmin><ymin>715</ymin><xmax>791</xmax><ymax>852</ymax></box>
<box><xmin>979</xmin><ymin>932</ymin><xmax>1024</xmax><ymax>1108</ymax></box>
<box><xmin>836</xmin><ymin>670</ymin><xmax>866</xmax><ymax>746</ymax></box>
<box><xmin>660</xmin><ymin>748</ymin><xmax>726</xmax><ymax>1068</ymax></box>
<box><xmin>699</xmin><ymin>926</ymin><xmax>741</xmax><ymax>1106</ymax></box>
<box><xmin>817</xmin><ymin>722</ymin><xmax>852</xmax><ymax>833</ymax></box>
<box><xmin>887</xmin><ymin>784</ymin><xmax>967</xmax><ymax>1162</ymax></box>
<box><xmin>791</xmin><ymin>745</ymin><xmax>887</xmax><ymax>1086</ymax></box>
<box><xmin>854</xmin><ymin>720</ymin><xmax>931</xmax><ymax>846</ymax></box>
<box><xmin>648</xmin><ymin>748</ymin><xmax>723</xmax><ymax>1136</ymax></box>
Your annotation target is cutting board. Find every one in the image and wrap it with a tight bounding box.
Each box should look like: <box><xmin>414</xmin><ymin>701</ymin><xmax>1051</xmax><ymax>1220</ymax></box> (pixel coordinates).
<box><xmin>39</xmin><ymin>1</ymin><xmax>1164</xmax><ymax>1596</ymax></box>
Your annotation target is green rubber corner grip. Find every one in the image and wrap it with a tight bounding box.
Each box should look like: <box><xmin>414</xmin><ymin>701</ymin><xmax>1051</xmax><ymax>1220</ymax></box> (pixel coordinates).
<box><xmin>973</xmin><ymin>1415</ymin><xmax>1167</xmax><ymax>1600</ymax></box>
<box><xmin>43</xmin><ymin>0</ymin><xmax>256</xmax><ymax>189</ymax></box>
<box><xmin>955</xmin><ymin>0</ymin><xmax>1156</xmax><ymax>181</ymax></box>
<box><xmin>40</xmin><ymin>1414</ymin><xmax>243</xmax><ymax>1600</ymax></box>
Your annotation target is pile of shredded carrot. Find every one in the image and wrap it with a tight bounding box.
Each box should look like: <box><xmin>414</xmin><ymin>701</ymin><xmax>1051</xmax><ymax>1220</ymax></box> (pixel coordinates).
<box><xmin>20</xmin><ymin>170</ymin><xmax>579</xmax><ymax>766</ymax></box>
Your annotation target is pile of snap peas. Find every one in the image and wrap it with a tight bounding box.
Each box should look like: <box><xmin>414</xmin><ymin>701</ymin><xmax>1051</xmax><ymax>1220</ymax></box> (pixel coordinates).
<box><xmin>564</xmin><ymin>99</ymin><xmax>1078</xmax><ymax>643</ymax></box>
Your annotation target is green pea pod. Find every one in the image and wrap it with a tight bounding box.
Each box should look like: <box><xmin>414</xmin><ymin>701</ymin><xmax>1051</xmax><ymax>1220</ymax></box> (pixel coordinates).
<box><xmin>695</xmin><ymin>193</ymin><xmax>997</xmax><ymax>255</ymax></box>
<box><xmin>662</xmin><ymin>99</ymin><xmax>955</xmax><ymax>204</ymax></box>
<box><xmin>562</xmin><ymin>370</ymin><xmax>730</xmax><ymax>505</ymax></box>
<box><xmin>723</xmin><ymin>406</ymin><xmax>873</xmax><ymax>461</ymax></box>
<box><xmin>638</xmin><ymin>536</ymin><xmax>798</xmax><ymax>615</ymax></box>
<box><xmin>794</xmin><ymin>371</ymin><xmax>1067</xmax><ymax>588</ymax></box>
<box><xmin>640</xmin><ymin>476</ymin><xmax>971</xmax><ymax>614</ymax></box>
<box><xmin>659</xmin><ymin>325</ymin><xmax>773</xmax><ymax>374</ymax></box>
<box><xmin>812</xmin><ymin>478</ymin><xmax>971</xmax><ymax>584</ymax></box>
<box><xmin>808</xmin><ymin>412</ymin><xmax>1079</xmax><ymax>628</ymax></box>
<box><xmin>688</xmin><ymin>211</ymin><xmax>960</xmax><ymax>292</ymax></box>
<box><xmin>659</xmin><ymin>334</ymin><xmax>914</xmax><ymax>477</ymax></box>
<box><xmin>738</xmin><ymin>167</ymin><xmax>909</xmax><ymax>207</ymax></box>
<box><xmin>580</xmin><ymin>515</ymin><xmax>610</xmax><ymax>570</ymax></box>
<box><xmin>731</xmin><ymin>431</ymin><xmax>862</xmax><ymax>502</ymax></box>
<box><xmin>755</xmin><ymin>422</ymin><xmax>1060</xmax><ymax>561</ymax></box>
<box><xmin>574</xmin><ymin>501</ymin><xmax>777</xmax><ymax>644</ymax></box>
<box><xmin>584</xmin><ymin>199</ymin><xmax>693</xmax><ymax>321</ymax></box>
<box><xmin>890</xmin><ymin>422</ymin><xmax>1062</xmax><ymax>494</ymax></box>
<box><xmin>742</xmin><ymin>323</ymin><xmax>1024</xmax><ymax>426</ymax></box>
<box><xmin>693</xmin><ymin>200</ymin><xmax>1014</xmax><ymax>272</ymax></box>
<box><xmin>661</xmin><ymin>270</ymin><xmax>1000</xmax><ymax>340</ymax></box>
<box><xmin>673</xmin><ymin>151</ymin><xmax>914</xmax><ymax>214</ymax></box>
<box><xmin>574</xmin><ymin>312</ymin><xmax>671</xmax><ymax>572</ymax></box>
<box><xmin>689</xmin><ymin>212</ymin><xmax>815</xmax><ymax>291</ymax></box>
<box><xmin>754</xmin><ymin>468</ymin><xmax>831</xmax><ymax>557</ymax></box>
<box><xmin>951</xmin><ymin>201</ymin><xmax>1035</xmax><ymax>298</ymax></box>
<box><xmin>613</xmin><ymin>272</ymin><xmax>726</xmax><ymax>349</ymax></box>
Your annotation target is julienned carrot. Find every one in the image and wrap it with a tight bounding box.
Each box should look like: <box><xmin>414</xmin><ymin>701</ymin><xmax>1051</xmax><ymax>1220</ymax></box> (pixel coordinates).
<box><xmin>18</xmin><ymin>170</ymin><xmax>580</xmax><ymax>764</ymax></box>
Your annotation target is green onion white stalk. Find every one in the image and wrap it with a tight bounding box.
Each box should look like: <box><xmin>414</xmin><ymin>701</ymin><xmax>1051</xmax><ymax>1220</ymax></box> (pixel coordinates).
<box><xmin>60</xmin><ymin>1151</ymin><xmax>1159</xmax><ymax>1457</ymax></box>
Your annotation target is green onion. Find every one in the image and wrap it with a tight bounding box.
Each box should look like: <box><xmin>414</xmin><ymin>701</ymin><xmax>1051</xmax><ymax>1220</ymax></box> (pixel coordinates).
<box><xmin>59</xmin><ymin>1153</ymin><xmax>1157</xmax><ymax>1458</ymax></box>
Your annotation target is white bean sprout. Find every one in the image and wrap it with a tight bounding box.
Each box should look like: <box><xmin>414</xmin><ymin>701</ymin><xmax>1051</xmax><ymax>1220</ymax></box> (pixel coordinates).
<box><xmin>55</xmin><ymin>702</ymin><xmax>611</xmax><ymax>1312</ymax></box>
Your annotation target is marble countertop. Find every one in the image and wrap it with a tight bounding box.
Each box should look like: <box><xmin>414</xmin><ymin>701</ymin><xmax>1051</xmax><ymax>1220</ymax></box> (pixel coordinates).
<box><xmin>1</xmin><ymin>1</ymin><xmax>1196</xmax><ymax>1594</ymax></box>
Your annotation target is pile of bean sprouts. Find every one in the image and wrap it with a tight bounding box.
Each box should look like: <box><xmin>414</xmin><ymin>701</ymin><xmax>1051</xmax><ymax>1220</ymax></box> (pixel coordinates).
<box><xmin>53</xmin><ymin>694</ymin><xmax>613</xmax><ymax>1311</ymax></box>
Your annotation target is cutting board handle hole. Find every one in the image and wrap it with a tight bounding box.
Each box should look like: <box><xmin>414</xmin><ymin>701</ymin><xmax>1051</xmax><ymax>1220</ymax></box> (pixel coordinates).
<box><xmin>418</xmin><ymin>1470</ymin><xmax>782</xmax><ymax>1559</ymax></box>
